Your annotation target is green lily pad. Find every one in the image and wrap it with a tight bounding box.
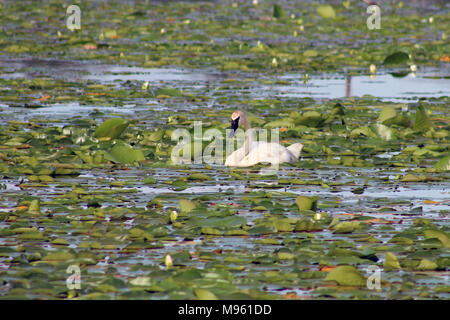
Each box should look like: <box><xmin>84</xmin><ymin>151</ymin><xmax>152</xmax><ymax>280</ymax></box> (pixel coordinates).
<box><xmin>94</xmin><ymin>118</ymin><xmax>129</xmax><ymax>139</ymax></box>
<box><xmin>107</xmin><ymin>144</ymin><xmax>145</xmax><ymax>164</ymax></box>
<box><xmin>154</xmin><ymin>87</ymin><xmax>182</xmax><ymax>97</ymax></box>
<box><xmin>273</xmin><ymin>4</ymin><xmax>286</xmax><ymax>19</ymax></box>
<box><xmin>317</xmin><ymin>5</ymin><xmax>336</xmax><ymax>19</ymax></box>
<box><xmin>332</xmin><ymin>221</ymin><xmax>362</xmax><ymax>234</ymax></box>
<box><xmin>378</xmin><ymin>106</ymin><xmax>397</xmax><ymax>123</ymax></box>
<box><xmin>384</xmin><ymin>252</ymin><xmax>401</xmax><ymax>270</ymax></box>
<box><xmin>416</xmin><ymin>259</ymin><xmax>438</xmax><ymax>270</ymax></box>
<box><xmin>414</xmin><ymin>106</ymin><xmax>433</xmax><ymax>132</ymax></box>
<box><xmin>434</xmin><ymin>155</ymin><xmax>450</xmax><ymax>171</ymax></box>
<box><xmin>295</xmin><ymin>219</ymin><xmax>322</xmax><ymax>232</ymax></box>
<box><xmin>42</xmin><ymin>251</ymin><xmax>75</xmax><ymax>262</ymax></box>
<box><xmin>179</xmin><ymin>199</ymin><xmax>197</xmax><ymax>213</ymax></box>
<box><xmin>194</xmin><ymin>288</ymin><xmax>218</xmax><ymax>300</ymax></box>
<box><xmin>324</xmin><ymin>265</ymin><xmax>366</xmax><ymax>286</ymax></box>
<box><xmin>383</xmin><ymin>51</ymin><xmax>410</xmax><ymax>65</ymax></box>
<box><xmin>423</xmin><ymin>230</ymin><xmax>450</xmax><ymax>248</ymax></box>
<box><xmin>188</xmin><ymin>173</ymin><xmax>212</xmax><ymax>181</ymax></box>
<box><xmin>27</xmin><ymin>199</ymin><xmax>40</xmax><ymax>215</ymax></box>
<box><xmin>296</xmin><ymin>196</ymin><xmax>318</xmax><ymax>212</ymax></box>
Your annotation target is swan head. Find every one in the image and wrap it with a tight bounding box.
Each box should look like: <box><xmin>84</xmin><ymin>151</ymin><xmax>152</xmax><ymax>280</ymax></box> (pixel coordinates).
<box><xmin>229</xmin><ymin>110</ymin><xmax>242</xmax><ymax>138</ymax></box>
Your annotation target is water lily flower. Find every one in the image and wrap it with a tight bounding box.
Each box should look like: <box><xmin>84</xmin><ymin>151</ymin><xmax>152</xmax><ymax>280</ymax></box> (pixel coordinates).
<box><xmin>303</xmin><ymin>73</ymin><xmax>309</xmax><ymax>84</ymax></box>
<box><xmin>271</xmin><ymin>58</ymin><xmax>278</xmax><ymax>67</ymax></box>
<box><xmin>169</xmin><ymin>210</ymin><xmax>178</xmax><ymax>223</ymax></box>
<box><xmin>165</xmin><ymin>255</ymin><xmax>173</xmax><ymax>268</ymax></box>
<box><xmin>370</xmin><ymin>64</ymin><xmax>376</xmax><ymax>73</ymax></box>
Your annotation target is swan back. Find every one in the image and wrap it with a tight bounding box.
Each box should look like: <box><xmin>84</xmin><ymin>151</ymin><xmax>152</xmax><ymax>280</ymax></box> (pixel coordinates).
<box><xmin>287</xmin><ymin>143</ymin><xmax>303</xmax><ymax>159</ymax></box>
<box><xmin>227</xmin><ymin>141</ymin><xmax>302</xmax><ymax>167</ymax></box>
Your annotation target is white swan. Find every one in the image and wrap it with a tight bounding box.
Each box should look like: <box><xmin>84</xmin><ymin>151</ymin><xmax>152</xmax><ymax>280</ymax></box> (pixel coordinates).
<box><xmin>224</xmin><ymin>110</ymin><xmax>303</xmax><ymax>167</ymax></box>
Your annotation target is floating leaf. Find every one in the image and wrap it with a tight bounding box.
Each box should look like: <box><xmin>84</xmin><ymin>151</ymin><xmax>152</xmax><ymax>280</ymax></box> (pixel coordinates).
<box><xmin>378</xmin><ymin>106</ymin><xmax>397</xmax><ymax>123</ymax></box>
<box><xmin>414</xmin><ymin>105</ymin><xmax>433</xmax><ymax>132</ymax></box>
<box><xmin>277</xmin><ymin>252</ymin><xmax>294</xmax><ymax>260</ymax></box>
<box><xmin>384</xmin><ymin>252</ymin><xmax>401</xmax><ymax>270</ymax></box>
<box><xmin>303</xmin><ymin>50</ymin><xmax>318</xmax><ymax>58</ymax></box>
<box><xmin>424</xmin><ymin>230</ymin><xmax>450</xmax><ymax>248</ymax></box>
<box><xmin>194</xmin><ymin>288</ymin><xmax>218</xmax><ymax>300</ymax></box>
<box><xmin>401</xmin><ymin>174</ymin><xmax>421</xmax><ymax>182</ymax></box>
<box><xmin>416</xmin><ymin>259</ymin><xmax>438</xmax><ymax>270</ymax></box>
<box><xmin>273</xmin><ymin>4</ymin><xmax>286</xmax><ymax>18</ymax></box>
<box><xmin>370</xmin><ymin>123</ymin><xmax>396</xmax><ymax>141</ymax></box>
<box><xmin>295</xmin><ymin>196</ymin><xmax>318</xmax><ymax>212</ymax></box>
<box><xmin>130</xmin><ymin>277</ymin><xmax>151</xmax><ymax>286</ymax></box>
<box><xmin>188</xmin><ymin>173</ymin><xmax>212</xmax><ymax>181</ymax></box>
<box><xmin>148</xmin><ymin>130</ymin><xmax>164</xmax><ymax>142</ymax></box>
<box><xmin>295</xmin><ymin>219</ymin><xmax>322</xmax><ymax>232</ymax></box>
<box><xmin>42</xmin><ymin>251</ymin><xmax>75</xmax><ymax>262</ymax></box>
<box><xmin>107</xmin><ymin>144</ymin><xmax>145</xmax><ymax>164</ymax></box>
<box><xmin>273</xmin><ymin>219</ymin><xmax>294</xmax><ymax>232</ymax></box>
<box><xmin>317</xmin><ymin>5</ymin><xmax>336</xmax><ymax>19</ymax></box>
<box><xmin>94</xmin><ymin>118</ymin><xmax>129</xmax><ymax>139</ymax></box>
<box><xmin>383</xmin><ymin>51</ymin><xmax>410</xmax><ymax>65</ymax></box>
<box><xmin>324</xmin><ymin>265</ymin><xmax>366</xmax><ymax>286</ymax></box>
<box><xmin>179</xmin><ymin>199</ymin><xmax>197</xmax><ymax>213</ymax></box>
<box><xmin>434</xmin><ymin>155</ymin><xmax>450</xmax><ymax>171</ymax></box>
<box><xmin>201</xmin><ymin>227</ymin><xmax>222</xmax><ymax>235</ymax></box>
<box><xmin>154</xmin><ymin>87</ymin><xmax>182</xmax><ymax>97</ymax></box>
<box><xmin>332</xmin><ymin>221</ymin><xmax>362</xmax><ymax>234</ymax></box>
<box><xmin>27</xmin><ymin>199</ymin><xmax>40</xmax><ymax>215</ymax></box>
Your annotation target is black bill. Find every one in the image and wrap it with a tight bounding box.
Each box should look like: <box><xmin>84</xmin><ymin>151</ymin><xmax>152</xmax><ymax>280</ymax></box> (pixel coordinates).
<box><xmin>229</xmin><ymin>116</ymin><xmax>240</xmax><ymax>138</ymax></box>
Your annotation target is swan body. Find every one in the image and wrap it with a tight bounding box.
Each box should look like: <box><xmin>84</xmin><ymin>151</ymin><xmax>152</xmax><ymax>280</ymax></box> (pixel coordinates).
<box><xmin>225</xmin><ymin>110</ymin><xmax>303</xmax><ymax>167</ymax></box>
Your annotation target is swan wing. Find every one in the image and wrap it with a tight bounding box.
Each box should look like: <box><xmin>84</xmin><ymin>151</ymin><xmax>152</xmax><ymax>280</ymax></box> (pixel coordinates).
<box><xmin>225</xmin><ymin>146</ymin><xmax>247</xmax><ymax>166</ymax></box>
<box><xmin>236</xmin><ymin>142</ymin><xmax>302</xmax><ymax>167</ymax></box>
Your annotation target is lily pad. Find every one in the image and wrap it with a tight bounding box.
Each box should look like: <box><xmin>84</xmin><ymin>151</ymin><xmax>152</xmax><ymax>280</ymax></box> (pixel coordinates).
<box><xmin>383</xmin><ymin>52</ymin><xmax>410</xmax><ymax>65</ymax></box>
<box><xmin>179</xmin><ymin>199</ymin><xmax>197</xmax><ymax>213</ymax></box>
<box><xmin>434</xmin><ymin>155</ymin><xmax>450</xmax><ymax>171</ymax></box>
<box><xmin>107</xmin><ymin>144</ymin><xmax>145</xmax><ymax>164</ymax></box>
<box><xmin>273</xmin><ymin>4</ymin><xmax>286</xmax><ymax>19</ymax></box>
<box><xmin>317</xmin><ymin>5</ymin><xmax>336</xmax><ymax>19</ymax></box>
<box><xmin>295</xmin><ymin>196</ymin><xmax>318</xmax><ymax>212</ymax></box>
<box><xmin>323</xmin><ymin>265</ymin><xmax>366</xmax><ymax>286</ymax></box>
<box><xmin>384</xmin><ymin>252</ymin><xmax>401</xmax><ymax>271</ymax></box>
<box><xmin>194</xmin><ymin>288</ymin><xmax>218</xmax><ymax>300</ymax></box>
<box><xmin>414</xmin><ymin>106</ymin><xmax>433</xmax><ymax>132</ymax></box>
<box><xmin>94</xmin><ymin>118</ymin><xmax>129</xmax><ymax>139</ymax></box>
<box><xmin>423</xmin><ymin>230</ymin><xmax>450</xmax><ymax>248</ymax></box>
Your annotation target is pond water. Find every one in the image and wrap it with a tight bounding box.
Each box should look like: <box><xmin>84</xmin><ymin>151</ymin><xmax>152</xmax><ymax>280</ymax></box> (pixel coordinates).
<box><xmin>277</xmin><ymin>71</ymin><xmax>450</xmax><ymax>102</ymax></box>
<box><xmin>1</xmin><ymin>59</ymin><xmax>449</xmax><ymax>113</ymax></box>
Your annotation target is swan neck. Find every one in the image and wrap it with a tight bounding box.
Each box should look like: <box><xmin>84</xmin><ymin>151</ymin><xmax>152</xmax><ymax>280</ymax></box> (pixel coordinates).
<box><xmin>242</xmin><ymin>115</ymin><xmax>252</xmax><ymax>156</ymax></box>
<box><xmin>241</xmin><ymin>114</ymin><xmax>251</xmax><ymax>131</ymax></box>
